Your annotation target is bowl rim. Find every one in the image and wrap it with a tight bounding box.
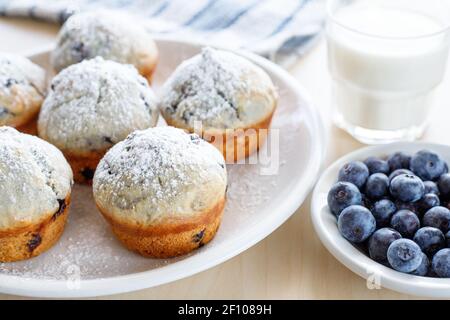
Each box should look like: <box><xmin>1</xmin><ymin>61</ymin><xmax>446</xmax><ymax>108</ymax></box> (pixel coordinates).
<box><xmin>311</xmin><ymin>141</ymin><xmax>450</xmax><ymax>298</ymax></box>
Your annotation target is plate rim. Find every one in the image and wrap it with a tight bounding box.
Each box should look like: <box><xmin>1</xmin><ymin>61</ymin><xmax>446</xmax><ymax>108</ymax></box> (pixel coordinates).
<box><xmin>311</xmin><ymin>142</ymin><xmax>450</xmax><ymax>298</ymax></box>
<box><xmin>0</xmin><ymin>38</ymin><xmax>326</xmax><ymax>298</ymax></box>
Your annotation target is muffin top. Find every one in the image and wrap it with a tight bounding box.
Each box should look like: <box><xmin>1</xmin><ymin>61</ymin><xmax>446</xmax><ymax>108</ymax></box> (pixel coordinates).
<box><xmin>51</xmin><ymin>10</ymin><xmax>158</xmax><ymax>74</ymax></box>
<box><xmin>0</xmin><ymin>53</ymin><xmax>46</xmax><ymax>126</ymax></box>
<box><xmin>159</xmin><ymin>47</ymin><xmax>278</xmax><ymax>130</ymax></box>
<box><xmin>38</xmin><ymin>57</ymin><xmax>158</xmax><ymax>155</ymax></box>
<box><xmin>93</xmin><ymin>126</ymin><xmax>227</xmax><ymax>226</ymax></box>
<box><xmin>0</xmin><ymin>127</ymin><xmax>73</xmax><ymax>230</ymax></box>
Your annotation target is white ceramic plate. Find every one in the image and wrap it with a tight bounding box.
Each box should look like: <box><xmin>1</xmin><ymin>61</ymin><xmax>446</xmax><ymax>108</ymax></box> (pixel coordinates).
<box><xmin>312</xmin><ymin>142</ymin><xmax>450</xmax><ymax>298</ymax></box>
<box><xmin>0</xmin><ymin>39</ymin><xmax>325</xmax><ymax>298</ymax></box>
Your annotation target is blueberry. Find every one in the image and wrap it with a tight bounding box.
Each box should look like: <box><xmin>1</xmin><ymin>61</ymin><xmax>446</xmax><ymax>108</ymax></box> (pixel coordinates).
<box><xmin>423</xmin><ymin>181</ymin><xmax>439</xmax><ymax>196</ymax></box>
<box><xmin>365</xmin><ymin>173</ymin><xmax>389</xmax><ymax>200</ymax></box>
<box><xmin>438</xmin><ymin>173</ymin><xmax>450</xmax><ymax>199</ymax></box>
<box><xmin>338</xmin><ymin>205</ymin><xmax>376</xmax><ymax>243</ymax></box>
<box><xmin>361</xmin><ymin>193</ymin><xmax>373</xmax><ymax>209</ymax></box>
<box><xmin>389</xmin><ymin>169</ymin><xmax>413</xmax><ymax>183</ymax></box>
<box><xmin>418</xmin><ymin>193</ymin><xmax>440</xmax><ymax>215</ymax></box>
<box><xmin>394</xmin><ymin>200</ymin><xmax>419</xmax><ymax>215</ymax></box>
<box><xmin>27</xmin><ymin>233</ymin><xmax>42</xmax><ymax>252</ymax></box>
<box><xmin>387</xmin><ymin>239</ymin><xmax>423</xmax><ymax>273</ymax></box>
<box><xmin>446</xmin><ymin>231</ymin><xmax>450</xmax><ymax>247</ymax></box>
<box><xmin>423</xmin><ymin>206</ymin><xmax>450</xmax><ymax>233</ymax></box>
<box><xmin>441</xmin><ymin>200</ymin><xmax>450</xmax><ymax>211</ymax></box>
<box><xmin>327</xmin><ymin>182</ymin><xmax>362</xmax><ymax>217</ymax></box>
<box><xmin>410</xmin><ymin>150</ymin><xmax>446</xmax><ymax>181</ymax></box>
<box><xmin>431</xmin><ymin>248</ymin><xmax>450</xmax><ymax>278</ymax></box>
<box><xmin>368</xmin><ymin>228</ymin><xmax>402</xmax><ymax>263</ymax></box>
<box><xmin>387</xmin><ymin>152</ymin><xmax>411</xmax><ymax>171</ymax></box>
<box><xmin>53</xmin><ymin>198</ymin><xmax>67</xmax><ymax>220</ymax></box>
<box><xmin>413</xmin><ymin>227</ymin><xmax>445</xmax><ymax>257</ymax></box>
<box><xmin>427</xmin><ymin>268</ymin><xmax>439</xmax><ymax>278</ymax></box>
<box><xmin>372</xmin><ymin>199</ymin><xmax>397</xmax><ymax>227</ymax></box>
<box><xmin>364</xmin><ymin>157</ymin><xmax>390</xmax><ymax>175</ymax></box>
<box><xmin>338</xmin><ymin>161</ymin><xmax>369</xmax><ymax>189</ymax></box>
<box><xmin>390</xmin><ymin>174</ymin><xmax>425</xmax><ymax>203</ymax></box>
<box><xmin>103</xmin><ymin>136</ymin><xmax>114</xmax><ymax>144</ymax></box>
<box><xmin>4</xmin><ymin>78</ymin><xmax>18</xmax><ymax>88</ymax></box>
<box><xmin>410</xmin><ymin>253</ymin><xmax>430</xmax><ymax>276</ymax></box>
<box><xmin>390</xmin><ymin>210</ymin><xmax>420</xmax><ymax>238</ymax></box>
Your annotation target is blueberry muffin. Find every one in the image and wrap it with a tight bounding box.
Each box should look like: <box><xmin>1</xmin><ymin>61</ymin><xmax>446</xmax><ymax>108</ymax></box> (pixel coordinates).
<box><xmin>0</xmin><ymin>53</ymin><xmax>46</xmax><ymax>134</ymax></box>
<box><xmin>38</xmin><ymin>57</ymin><xmax>158</xmax><ymax>184</ymax></box>
<box><xmin>0</xmin><ymin>127</ymin><xmax>73</xmax><ymax>262</ymax></box>
<box><xmin>159</xmin><ymin>47</ymin><xmax>278</xmax><ymax>162</ymax></box>
<box><xmin>51</xmin><ymin>10</ymin><xmax>158</xmax><ymax>82</ymax></box>
<box><xmin>93</xmin><ymin>126</ymin><xmax>227</xmax><ymax>258</ymax></box>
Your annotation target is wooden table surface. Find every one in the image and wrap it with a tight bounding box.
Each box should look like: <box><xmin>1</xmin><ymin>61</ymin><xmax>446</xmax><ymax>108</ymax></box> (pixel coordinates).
<box><xmin>1</xmin><ymin>18</ymin><xmax>449</xmax><ymax>300</ymax></box>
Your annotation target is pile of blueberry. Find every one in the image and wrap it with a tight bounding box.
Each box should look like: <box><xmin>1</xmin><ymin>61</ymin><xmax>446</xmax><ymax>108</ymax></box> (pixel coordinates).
<box><xmin>328</xmin><ymin>150</ymin><xmax>450</xmax><ymax>278</ymax></box>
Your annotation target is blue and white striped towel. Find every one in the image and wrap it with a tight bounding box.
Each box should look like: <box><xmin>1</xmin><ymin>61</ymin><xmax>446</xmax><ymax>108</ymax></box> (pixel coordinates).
<box><xmin>0</xmin><ymin>0</ymin><xmax>326</xmax><ymax>66</ymax></box>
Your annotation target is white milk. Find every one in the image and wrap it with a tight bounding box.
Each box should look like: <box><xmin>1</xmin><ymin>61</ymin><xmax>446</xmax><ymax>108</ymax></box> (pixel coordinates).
<box><xmin>327</xmin><ymin>2</ymin><xmax>449</xmax><ymax>133</ymax></box>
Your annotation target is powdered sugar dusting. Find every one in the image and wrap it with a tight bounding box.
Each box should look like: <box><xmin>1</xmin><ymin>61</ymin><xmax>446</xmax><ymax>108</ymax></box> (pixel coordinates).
<box><xmin>0</xmin><ymin>53</ymin><xmax>46</xmax><ymax>124</ymax></box>
<box><xmin>159</xmin><ymin>47</ymin><xmax>277</xmax><ymax>129</ymax></box>
<box><xmin>51</xmin><ymin>10</ymin><xmax>157</xmax><ymax>73</ymax></box>
<box><xmin>0</xmin><ymin>105</ymin><xmax>307</xmax><ymax>281</ymax></box>
<box><xmin>0</xmin><ymin>45</ymin><xmax>315</xmax><ymax>287</ymax></box>
<box><xmin>38</xmin><ymin>57</ymin><xmax>158</xmax><ymax>153</ymax></box>
<box><xmin>0</xmin><ymin>127</ymin><xmax>72</xmax><ymax>229</ymax></box>
<box><xmin>93</xmin><ymin>126</ymin><xmax>227</xmax><ymax>224</ymax></box>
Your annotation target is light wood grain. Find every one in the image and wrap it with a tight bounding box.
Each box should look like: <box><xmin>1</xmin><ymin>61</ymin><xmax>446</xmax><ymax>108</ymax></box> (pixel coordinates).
<box><xmin>0</xmin><ymin>18</ymin><xmax>449</xmax><ymax>300</ymax></box>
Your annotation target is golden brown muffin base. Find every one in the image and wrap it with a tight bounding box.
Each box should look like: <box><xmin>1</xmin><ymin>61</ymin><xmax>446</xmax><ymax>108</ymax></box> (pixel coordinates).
<box><xmin>4</xmin><ymin>90</ymin><xmax>42</xmax><ymax>135</ymax></box>
<box><xmin>64</xmin><ymin>151</ymin><xmax>106</xmax><ymax>184</ymax></box>
<box><xmin>137</xmin><ymin>54</ymin><xmax>158</xmax><ymax>84</ymax></box>
<box><xmin>16</xmin><ymin>113</ymin><xmax>38</xmax><ymax>135</ymax></box>
<box><xmin>164</xmin><ymin>109</ymin><xmax>275</xmax><ymax>163</ymax></box>
<box><xmin>0</xmin><ymin>195</ymin><xmax>71</xmax><ymax>262</ymax></box>
<box><xmin>96</xmin><ymin>196</ymin><xmax>226</xmax><ymax>258</ymax></box>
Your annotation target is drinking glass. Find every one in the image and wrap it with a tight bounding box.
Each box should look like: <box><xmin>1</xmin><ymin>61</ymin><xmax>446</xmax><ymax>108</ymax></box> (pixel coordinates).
<box><xmin>327</xmin><ymin>0</ymin><xmax>450</xmax><ymax>144</ymax></box>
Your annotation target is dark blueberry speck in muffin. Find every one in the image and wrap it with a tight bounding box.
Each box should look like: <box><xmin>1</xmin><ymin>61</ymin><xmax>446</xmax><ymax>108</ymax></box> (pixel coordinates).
<box><xmin>53</xmin><ymin>198</ymin><xmax>67</xmax><ymax>220</ymax></box>
<box><xmin>27</xmin><ymin>233</ymin><xmax>42</xmax><ymax>252</ymax></box>
<box><xmin>193</xmin><ymin>229</ymin><xmax>205</xmax><ymax>243</ymax></box>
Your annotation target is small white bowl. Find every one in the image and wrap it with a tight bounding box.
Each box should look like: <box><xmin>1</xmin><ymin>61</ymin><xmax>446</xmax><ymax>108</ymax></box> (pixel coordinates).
<box><xmin>311</xmin><ymin>142</ymin><xmax>450</xmax><ymax>298</ymax></box>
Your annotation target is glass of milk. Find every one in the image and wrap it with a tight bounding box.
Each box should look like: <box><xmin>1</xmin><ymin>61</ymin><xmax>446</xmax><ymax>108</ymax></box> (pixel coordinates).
<box><xmin>327</xmin><ymin>0</ymin><xmax>450</xmax><ymax>144</ymax></box>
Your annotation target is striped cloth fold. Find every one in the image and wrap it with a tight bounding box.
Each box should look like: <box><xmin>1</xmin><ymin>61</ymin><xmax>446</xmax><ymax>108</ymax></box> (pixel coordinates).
<box><xmin>0</xmin><ymin>0</ymin><xmax>326</xmax><ymax>67</ymax></box>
